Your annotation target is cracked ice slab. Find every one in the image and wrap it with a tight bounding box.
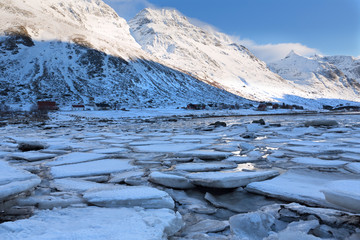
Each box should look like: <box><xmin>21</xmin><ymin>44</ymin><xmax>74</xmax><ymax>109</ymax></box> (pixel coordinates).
<box><xmin>173</xmin><ymin>162</ymin><xmax>237</xmax><ymax>172</ymax></box>
<box><xmin>83</xmin><ymin>186</ymin><xmax>175</xmax><ymax>209</ymax></box>
<box><xmin>50</xmin><ymin>159</ymin><xmax>137</xmax><ymax>178</ymax></box>
<box><xmin>149</xmin><ymin>172</ymin><xmax>195</xmax><ymax>189</ymax></box>
<box><xmin>51</xmin><ymin>178</ymin><xmax>113</xmax><ymax>193</ymax></box>
<box><xmin>46</xmin><ymin>152</ymin><xmax>107</xmax><ymax>166</ymax></box>
<box><xmin>174</xmin><ymin>150</ymin><xmax>232</xmax><ymax>160</ymax></box>
<box><xmin>246</xmin><ymin>170</ymin><xmax>359</xmax><ymax>210</ymax></box>
<box><xmin>291</xmin><ymin>157</ymin><xmax>348</xmax><ymax>167</ymax></box>
<box><xmin>132</xmin><ymin>143</ymin><xmax>209</xmax><ymax>153</ymax></box>
<box><xmin>0</xmin><ymin>160</ymin><xmax>41</xmax><ymax>201</ymax></box>
<box><xmin>321</xmin><ymin>180</ymin><xmax>360</xmax><ymax>213</ymax></box>
<box><xmin>187</xmin><ymin>170</ymin><xmax>279</xmax><ymax>188</ymax></box>
<box><xmin>10</xmin><ymin>152</ymin><xmax>57</xmax><ymax>162</ymax></box>
<box><xmin>0</xmin><ymin>207</ymin><xmax>183</xmax><ymax>240</ymax></box>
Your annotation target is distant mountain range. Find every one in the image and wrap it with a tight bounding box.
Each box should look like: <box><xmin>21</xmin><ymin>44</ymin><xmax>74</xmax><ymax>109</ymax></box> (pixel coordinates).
<box><xmin>0</xmin><ymin>0</ymin><xmax>359</xmax><ymax>108</ymax></box>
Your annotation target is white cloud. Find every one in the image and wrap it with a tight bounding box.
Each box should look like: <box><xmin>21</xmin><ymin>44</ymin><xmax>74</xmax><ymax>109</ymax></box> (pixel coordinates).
<box><xmin>187</xmin><ymin>18</ymin><xmax>320</xmax><ymax>64</ymax></box>
<box><xmin>231</xmin><ymin>37</ymin><xmax>320</xmax><ymax>63</ymax></box>
<box><xmin>245</xmin><ymin>41</ymin><xmax>320</xmax><ymax>63</ymax></box>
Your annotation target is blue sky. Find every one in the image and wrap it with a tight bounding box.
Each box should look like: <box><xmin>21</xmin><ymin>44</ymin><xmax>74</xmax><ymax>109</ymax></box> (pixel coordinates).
<box><xmin>104</xmin><ymin>0</ymin><xmax>360</xmax><ymax>62</ymax></box>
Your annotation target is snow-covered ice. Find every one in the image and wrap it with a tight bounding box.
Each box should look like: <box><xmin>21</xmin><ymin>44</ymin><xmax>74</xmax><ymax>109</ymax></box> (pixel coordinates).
<box><xmin>149</xmin><ymin>171</ymin><xmax>194</xmax><ymax>189</ymax></box>
<box><xmin>0</xmin><ymin>207</ymin><xmax>183</xmax><ymax>240</ymax></box>
<box><xmin>174</xmin><ymin>150</ymin><xmax>232</xmax><ymax>160</ymax></box>
<box><xmin>173</xmin><ymin>162</ymin><xmax>237</xmax><ymax>172</ymax></box>
<box><xmin>51</xmin><ymin>178</ymin><xmax>112</xmax><ymax>193</ymax></box>
<box><xmin>50</xmin><ymin>159</ymin><xmax>137</xmax><ymax>178</ymax></box>
<box><xmin>345</xmin><ymin>162</ymin><xmax>360</xmax><ymax>174</ymax></box>
<box><xmin>291</xmin><ymin>157</ymin><xmax>347</xmax><ymax>167</ymax></box>
<box><xmin>246</xmin><ymin>170</ymin><xmax>359</xmax><ymax>210</ymax></box>
<box><xmin>187</xmin><ymin>170</ymin><xmax>279</xmax><ymax>188</ymax></box>
<box><xmin>46</xmin><ymin>152</ymin><xmax>107</xmax><ymax>166</ymax></box>
<box><xmin>0</xmin><ymin>160</ymin><xmax>41</xmax><ymax>201</ymax></box>
<box><xmin>10</xmin><ymin>152</ymin><xmax>57</xmax><ymax>162</ymax></box>
<box><xmin>83</xmin><ymin>186</ymin><xmax>175</xmax><ymax>209</ymax></box>
<box><xmin>321</xmin><ymin>180</ymin><xmax>360</xmax><ymax>212</ymax></box>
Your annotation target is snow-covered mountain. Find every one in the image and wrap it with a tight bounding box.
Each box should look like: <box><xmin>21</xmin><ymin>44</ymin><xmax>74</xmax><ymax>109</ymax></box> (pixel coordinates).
<box><xmin>269</xmin><ymin>51</ymin><xmax>360</xmax><ymax>103</ymax></box>
<box><xmin>129</xmin><ymin>8</ymin><xmax>291</xmax><ymax>102</ymax></box>
<box><xmin>129</xmin><ymin>8</ymin><xmax>360</xmax><ymax>105</ymax></box>
<box><xmin>0</xmin><ymin>0</ymin><xmax>245</xmax><ymax>107</ymax></box>
<box><xmin>1</xmin><ymin>1</ymin><xmax>359</xmax><ymax>108</ymax></box>
<box><xmin>315</xmin><ymin>55</ymin><xmax>360</xmax><ymax>84</ymax></box>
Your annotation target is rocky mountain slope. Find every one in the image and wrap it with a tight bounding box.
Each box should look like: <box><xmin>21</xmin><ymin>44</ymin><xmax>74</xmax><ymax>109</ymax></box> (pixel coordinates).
<box><xmin>269</xmin><ymin>51</ymin><xmax>360</xmax><ymax>102</ymax></box>
<box><xmin>1</xmin><ymin>1</ymin><xmax>359</xmax><ymax>108</ymax></box>
<box><xmin>0</xmin><ymin>0</ymin><xmax>245</xmax><ymax>107</ymax></box>
<box><xmin>129</xmin><ymin>8</ymin><xmax>360</xmax><ymax>105</ymax></box>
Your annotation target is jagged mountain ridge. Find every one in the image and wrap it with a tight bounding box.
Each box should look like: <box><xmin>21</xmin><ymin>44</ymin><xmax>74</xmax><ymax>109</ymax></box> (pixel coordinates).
<box><xmin>0</xmin><ymin>0</ymin><xmax>246</xmax><ymax>106</ymax></box>
<box><xmin>1</xmin><ymin>1</ymin><xmax>359</xmax><ymax>108</ymax></box>
<box><xmin>129</xmin><ymin>8</ymin><xmax>360</xmax><ymax>104</ymax></box>
<box><xmin>269</xmin><ymin>51</ymin><xmax>360</xmax><ymax>101</ymax></box>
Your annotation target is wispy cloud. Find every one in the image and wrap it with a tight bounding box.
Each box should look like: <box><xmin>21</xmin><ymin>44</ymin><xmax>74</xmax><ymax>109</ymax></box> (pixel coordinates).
<box><xmin>188</xmin><ymin>19</ymin><xmax>320</xmax><ymax>63</ymax></box>
<box><xmin>103</xmin><ymin>0</ymin><xmax>154</xmax><ymax>20</ymax></box>
<box><xmin>236</xmin><ymin>39</ymin><xmax>320</xmax><ymax>63</ymax></box>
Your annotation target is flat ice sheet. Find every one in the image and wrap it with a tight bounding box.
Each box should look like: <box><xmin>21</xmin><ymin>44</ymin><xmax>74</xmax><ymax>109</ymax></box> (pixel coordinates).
<box><xmin>0</xmin><ymin>160</ymin><xmax>41</xmax><ymax>201</ymax></box>
<box><xmin>10</xmin><ymin>152</ymin><xmax>57</xmax><ymax>162</ymax></box>
<box><xmin>51</xmin><ymin>178</ymin><xmax>112</xmax><ymax>193</ymax></box>
<box><xmin>174</xmin><ymin>150</ymin><xmax>232</xmax><ymax>160</ymax></box>
<box><xmin>174</xmin><ymin>162</ymin><xmax>237</xmax><ymax>172</ymax></box>
<box><xmin>47</xmin><ymin>152</ymin><xmax>107</xmax><ymax>166</ymax></box>
<box><xmin>291</xmin><ymin>157</ymin><xmax>347</xmax><ymax>167</ymax></box>
<box><xmin>50</xmin><ymin>159</ymin><xmax>137</xmax><ymax>178</ymax></box>
<box><xmin>322</xmin><ymin>180</ymin><xmax>360</xmax><ymax>212</ymax></box>
<box><xmin>246</xmin><ymin>170</ymin><xmax>358</xmax><ymax>209</ymax></box>
<box><xmin>0</xmin><ymin>207</ymin><xmax>182</xmax><ymax>240</ymax></box>
<box><xmin>132</xmin><ymin>143</ymin><xmax>209</xmax><ymax>153</ymax></box>
<box><xmin>187</xmin><ymin>170</ymin><xmax>279</xmax><ymax>188</ymax></box>
<box><xmin>83</xmin><ymin>186</ymin><xmax>174</xmax><ymax>209</ymax></box>
<box><xmin>345</xmin><ymin>162</ymin><xmax>360</xmax><ymax>174</ymax></box>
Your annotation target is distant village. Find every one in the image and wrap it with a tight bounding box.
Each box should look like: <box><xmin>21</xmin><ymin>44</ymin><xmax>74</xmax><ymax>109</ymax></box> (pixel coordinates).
<box><xmin>35</xmin><ymin>101</ymin><xmax>360</xmax><ymax>112</ymax></box>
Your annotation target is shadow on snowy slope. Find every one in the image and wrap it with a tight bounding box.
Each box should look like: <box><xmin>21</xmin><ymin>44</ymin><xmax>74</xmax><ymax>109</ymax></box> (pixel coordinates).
<box><xmin>0</xmin><ymin>33</ymin><xmax>248</xmax><ymax>107</ymax></box>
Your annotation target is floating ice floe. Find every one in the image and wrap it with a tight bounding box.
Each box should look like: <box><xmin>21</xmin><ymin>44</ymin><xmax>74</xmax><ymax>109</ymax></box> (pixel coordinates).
<box><xmin>10</xmin><ymin>152</ymin><xmax>57</xmax><ymax>162</ymax></box>
<box><xmin>50</xmin><ymin>159</ymin><xmax>137</xmax><ymax>178</ymax></box>
<box><xmin>291</xmin><ymin>157</ymin><xmax>348</xmax><ymax>167</ymax></box>
<box><xmin>224</xmin><ymin>154</ymin><xmax>263</xmax><ymax>163</ymax></box>
<box><xmin>91</xmin><ymin>148</ymin><xmax>128</xmax><ymax>154</ymax></box>
<box><xmin>149</xmin><ymin>171</ymin><xmax>194</xmax><ymax>189</ymax></box>
<box><xmin>51</xmin><ymin>178</ymin><xmax>112</xmax><ymax>193</ymax></box>
<box><xmin>345</xmin><ymin>162</ymin><xmax>360</xmax><ymax>174</ymax></box>
<box><xmin>321</xmin><ymin>180</ymin><xmax>360</xmax><ymax>212</ymax></box>
<box><xmin>174</xmin><ymin>150</ymin><xmax>232</xmax><ymax>160</ymax></box>
<box><xmin>132</xmin><ymin>143</ymin><xmax>209</xmax><ymax>153</ymax></box>
<box><xmin>83</xmin><ymin>186</ymin><xmax>175</xmax><ymax>209</ymax></box>
<box><xmin>166</xmin><ymin>189</ymin><xmax>217</xmax><ymax>214</ymax></box>
<box><xmin>181</xmin><ymin>219</ymin><xmax>229</xmax><ymax>236</ymax></box>
<box><xmin>16</xmin><ymin>193</ymin><xmax>84</xmax><ymax>210</ymax></box>
<box><xmin>205</xmin><ymin>190</ymin><xmax>282</xmax><ymax>213</ymax></box>
<box><xmin>246</xmin><ymin>170</ymin><xmax>358</xmax><ymax>210</ymax></box>
<box><xmin>173</xmin><ymin>162</ymin><xmax>237</xmax><ymax>172</ymax></box>
<box><xmin>187</xmin><ymin>170</ymin><xmax>279</xmax><ymax>188</ymax></box>
<box><xmin>0</xmin><ymin>160</ymin><xmax>41</xmax><ymax>201</ymax></box>
<box><xmin>0</xmin><ymin>207</ymin><xmax>183</xmax><ymax>239</ymax></box>
<box><xmin>46</xmin><ymin>152</ymin><xmax>107</xmax><ymax>166</ymax></box>
<box><xmin>109</xmin><ymin>170</ymin><xmax>145</xmax><ymax>183</ymax></box>
<box><xmin>230</xmin><ymin>211</ymin><xmax>275</xmax><ymax>240</ymax></box>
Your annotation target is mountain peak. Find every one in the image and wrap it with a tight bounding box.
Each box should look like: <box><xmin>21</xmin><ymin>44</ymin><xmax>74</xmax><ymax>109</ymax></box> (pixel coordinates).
<box><xmin>285</xmin><ymin>50</ymin><xmax>301</xmax><ymax>59</ymax></box>
<box><xmin>135</xmin><ymin>8</ymin><xmax>189</xmax><ymax>27</ymax></box>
